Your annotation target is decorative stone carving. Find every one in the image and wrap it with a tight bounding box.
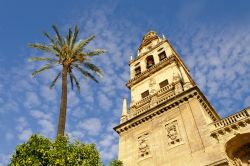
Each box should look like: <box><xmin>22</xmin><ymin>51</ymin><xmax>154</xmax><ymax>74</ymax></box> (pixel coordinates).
<box><xmin>174</xmin><ymin>83</ymin><xmax>183</xmax><ymax>95</ymax></box>
<box><xmin>232</xmin><ymin>143</ymin><xmax>250</xmax><ymax>166</ymax></box>
<box><xmin>172</xmin><ymin>72</ymin><xmax>183</xmax><ymax>95</ymax></box>
<box><xmin>149</xmin><ymin>78</ymin><xmax>157</xmax><ymax>95</ymax></box>
<box><xmin>173</xmin><ymin>72</ymin><xmax>181</xmax><ymax>83</ymax></box>
<box><xmin>165</xmin><ymin>120</ymin><xmax>182</xmax><ymax>146</ymax></box>
<box><xmin>183</xmin><ymin>82</ymin><xmax>192</xmax><ymax>90</ymax></box>
<box><xmin>138</xmin><ymin>133</ymin><xmax>150</xmax><ymax>158</ymax></box>
<box><xmin>150</xmin><ymin>95</ymin><xmax>158</xmax><ymax>108</ymax></box>
<box><xmin>233</xmin><ymin>158</ymin><xmax>242</xmax><ymax>166</ymax></box>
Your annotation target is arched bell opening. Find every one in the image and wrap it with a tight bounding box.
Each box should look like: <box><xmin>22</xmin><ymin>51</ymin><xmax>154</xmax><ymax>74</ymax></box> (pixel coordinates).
<box><xmin>146</xmin><ymin>55</ymin><xmax>155</xmax><ymax>69</ymax></box>
<box><xmin>225</xmin><ymin>133</ymin><xmax>250</xmax><ymax>165</ymax></box>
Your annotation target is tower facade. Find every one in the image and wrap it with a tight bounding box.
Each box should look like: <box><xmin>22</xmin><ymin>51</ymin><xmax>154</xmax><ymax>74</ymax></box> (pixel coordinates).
<box><xmin>114</xmin><ymin>31</ymin><xmax>250</xmax><ymax>166</ymax></box>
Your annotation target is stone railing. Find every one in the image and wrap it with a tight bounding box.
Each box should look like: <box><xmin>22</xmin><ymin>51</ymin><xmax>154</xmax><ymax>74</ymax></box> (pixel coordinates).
<box><xmin>128</xmin><ymin>85</ymin><xmax>175</xmax><ymax>120</ymax></box>
<box><xmin>157</xmin><ymin>84</ymin><xmax>174</xmax><ymax>95</ymax></box>
<box><xmin>134</xmin><ymin>95</ymin><xmax>151</xmax><ymax>108</ymax></box>
<box><xmin>128</xmin><ymin>103</ymin><xmax>151</xmax><ymax>119</ymax></box>
<box><xmin>210</xmin><ymin>107</ymin><xmax>250</xmax><ymax>133</ymax></box>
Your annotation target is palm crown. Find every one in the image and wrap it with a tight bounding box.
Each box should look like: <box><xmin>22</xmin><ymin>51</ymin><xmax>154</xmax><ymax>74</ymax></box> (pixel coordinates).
<box><xmin>29</xmin><ymin>25</ymin><xmax>106</xmax><ymax>136</ymax></box>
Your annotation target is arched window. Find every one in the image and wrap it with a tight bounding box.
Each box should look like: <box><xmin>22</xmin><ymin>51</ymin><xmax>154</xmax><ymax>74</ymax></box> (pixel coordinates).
<box><xmin>146</xmin><ymin>55</ymin><xmax>155</xmax><ymax>69</ymax></box>
<box><xmin>158</xmin><ymin>51</ymin><xmax>167</xmax><ymax>61</ymax></box>
<box><xmin>134</xmin><ymin>66</ymin><xmax>141</xmax><ymax>76</ymax></box>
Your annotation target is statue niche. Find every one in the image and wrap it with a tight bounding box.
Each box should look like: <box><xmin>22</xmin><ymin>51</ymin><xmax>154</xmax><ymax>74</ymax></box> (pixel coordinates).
<box><xmin>225</xmin><ymin>133</ymin><xmax>250</xmax><ymax>166</ymax></box>
<box><xmin>232</xmin><ymin>144</ymin><xmax>250</xmax><ymax>166</ymax></box>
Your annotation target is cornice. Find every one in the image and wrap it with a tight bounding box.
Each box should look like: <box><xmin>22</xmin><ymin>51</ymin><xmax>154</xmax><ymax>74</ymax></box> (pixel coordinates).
<box><xmin>114</xmin><ymin>86</ymin><xmax>219</xmax><ymax>134</ymax></box>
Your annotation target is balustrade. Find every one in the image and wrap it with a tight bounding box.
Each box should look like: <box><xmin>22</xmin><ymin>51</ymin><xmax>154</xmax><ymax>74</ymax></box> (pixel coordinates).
<box><xmin>213</xmin><ymin>109</ymin><xmax>249</xmax><ymax>129</ymax></box>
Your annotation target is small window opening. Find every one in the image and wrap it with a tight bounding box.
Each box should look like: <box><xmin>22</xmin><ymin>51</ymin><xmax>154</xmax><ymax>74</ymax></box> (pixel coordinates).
<box><xmin>141</xmin><ymin>90</ymin><xmax>149</xmax><ymax>98</ymax></box>
<box><xmin>159</xmin><ymin>51</ymin><xmax>167</xmax><ymax>61</ymax></box>
<box><xmin>159</xmin><ymin>79</ymin><xmax>169</xmax><ymax>88</ymax></box>
<box><xmin>134</xmin><ymin>67</ymin><xmax>141</xmax><ymax>76</ymax></box>
<box><xmin>146</xmin><ymin>55</ymin><xmax>155</xmax><ymax>69</ymax></box>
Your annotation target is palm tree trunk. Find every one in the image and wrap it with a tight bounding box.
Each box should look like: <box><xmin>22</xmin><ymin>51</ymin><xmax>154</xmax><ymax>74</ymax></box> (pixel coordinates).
<box><xmin>57</xmin><ymin>64</ymin><xmax>68</xmax><ymax>136</ymax></box>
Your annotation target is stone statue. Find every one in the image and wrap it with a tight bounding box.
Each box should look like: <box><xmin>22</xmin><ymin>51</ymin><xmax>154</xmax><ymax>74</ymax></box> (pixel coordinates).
<box><xmin>233</xmin><ymin>157</ymin><xmax>242</xmax><ymax>166</ymax></box>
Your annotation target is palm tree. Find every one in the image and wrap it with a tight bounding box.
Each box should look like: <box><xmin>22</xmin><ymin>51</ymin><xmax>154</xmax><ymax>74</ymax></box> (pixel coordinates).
<box><xmin>29</xmin><ymin>25</ymin><xmax>106</xmax><ymax>136</ymax></box>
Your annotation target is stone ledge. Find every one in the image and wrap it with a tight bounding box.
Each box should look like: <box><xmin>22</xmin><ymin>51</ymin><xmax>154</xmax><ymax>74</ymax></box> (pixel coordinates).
<box><xmin>114</xmin><ymin>86</ymin><xmax>219</xmax><ymax>134</ymax></box>
<box><xmin>210</xmin><ymin>107</ymin><xmax>250</xmax><ymax>138</ymax></box>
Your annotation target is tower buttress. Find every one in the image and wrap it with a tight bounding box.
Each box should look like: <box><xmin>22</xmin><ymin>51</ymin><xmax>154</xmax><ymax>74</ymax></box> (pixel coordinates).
<box><xmin>120</xmin><ymin>97</ymin><xmax>128</xmax><ymax>123</ymax></box>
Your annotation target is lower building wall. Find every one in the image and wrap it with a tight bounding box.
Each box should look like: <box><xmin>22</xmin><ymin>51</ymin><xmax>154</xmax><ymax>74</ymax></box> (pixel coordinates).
<box><xmin>118</xmin><ymin>98</ymin><xmax>229</xmax><ymax>166</ymax></box>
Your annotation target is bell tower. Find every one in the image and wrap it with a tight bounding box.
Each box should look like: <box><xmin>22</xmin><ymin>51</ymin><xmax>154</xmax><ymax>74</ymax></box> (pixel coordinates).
<box><xmin>114</xmin><ymin>31</ymin><xmax>250</xmax><ymax>166</ymax></box>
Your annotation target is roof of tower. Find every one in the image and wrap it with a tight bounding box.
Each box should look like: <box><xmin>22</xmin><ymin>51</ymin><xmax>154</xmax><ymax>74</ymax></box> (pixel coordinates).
<box><xmin>138</xmin><ymin>31</ymin><xmax>160</xmax><ymax>51</ymax></box>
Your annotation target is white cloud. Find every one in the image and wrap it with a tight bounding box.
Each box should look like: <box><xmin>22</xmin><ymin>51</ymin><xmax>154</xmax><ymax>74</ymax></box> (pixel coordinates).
<box><xmin>100</xmin><ymin>134</ymin><xmax>115</xmax><ymax>147</ymax></box>
<box><xmin>244</xmin><ymin>96</ymin><xmax>250</xmax><ymax>108</ymax></box>
<box><xmin>100</xmin><ymin>144</ymin><xmax>118</xmax><ymax>160</ymax></box>
<box><xmin>67</xmin><ymin>91</ymin><xmax>80</xmax><ymax>108</ymax></box>
<box><xmin>38</xmin><ymin>119</ymin><xmax>54</xmax><ymax>136</ymax></box>
<box><xmin>16</xmin><ymin>117</ymin><xmax>33</xmax><ymax>141</ymax></box>
<box><xmin>174</xmin><ymin>25</ymin><xmax>250</xmax><ymax>116</ymax></box>
<box><xmin>0</xmin><ymin>153</ymin><xmax>10</xmax><ymax>166</ymax></box>
<box><xmin>5</xmin><ymin>132</ymin><xmax>14</xmax><ymax>142</ymax></box>
<box><xmin>18</xmin><ymin>129</ymin><xmax>33</xmax><ymax>142</ymax></box>
<box><xmin>30</xmin><ymin>110</ymin><xmax>52</xmax><ymax>120</ymax></box>
<box><xmin>40</xmin><ymin>86</ymin><xmax>57</xmax><ymax>103</ymax></box>
<box><xmin>30</xmin><ymin>110</ymin><xmax>55</xmax><ymax>137</ymax></box>
<box><xmin>98</xmin><ymin>93</ymin><xmax>112</xmax><ymax>111</ymax></box>
<box><xmin>24</xmin><ymin>92</ymin><xmax>40</xmax><ymax>108</ymax></box>
<box><xmin>77</xmin><ymin>118</ymin><xmax>102</xmax><ymax>136</ymax></box>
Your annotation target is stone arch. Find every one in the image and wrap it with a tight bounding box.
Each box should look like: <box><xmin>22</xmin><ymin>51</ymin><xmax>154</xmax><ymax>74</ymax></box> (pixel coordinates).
<box><xmin>225</xmin><ymin>133</ymin><xmax>250</xmax><ymax>165</ymax></box>
<box><xmin>146</xmin><ymin>55</ymin><xmax>155</xmax><ymax>69</ymax></box>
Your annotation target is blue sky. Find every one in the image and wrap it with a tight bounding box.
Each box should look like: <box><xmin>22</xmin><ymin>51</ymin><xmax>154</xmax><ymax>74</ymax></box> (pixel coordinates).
<box><xmin>1</xmin><ymin>0</ymin><xmax>250</xmax><ymax>165</ymax></box>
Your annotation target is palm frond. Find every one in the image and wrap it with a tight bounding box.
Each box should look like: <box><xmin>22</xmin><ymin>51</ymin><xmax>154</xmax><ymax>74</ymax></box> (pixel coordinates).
<box><xmin>69</xmin><ymin>69</ymin><xmax>80</xmax><ymax>92</ymax></box>
<box><xmin>31</xmin><ymin>64</ymin><xmax>54</xmax><ymax>77</ymax></box>
<box><xmin>29</xmin><ymin>57</ymin><xmax>58</xmax><ymax>64</ymax></box>
<box><xmin>52</xmin><ymin>25</ymin><xmax>63</xmax><ymax>47</ymax></box>
<box><xmin>68</xmin><ymin>67</ymin><xmax>74</xmax><ymax>90</ymax></box>
<box><xmin>43</xmin><ymin>32</ymin><xmax>62</xmax><ymax>56</ymax></box>
<box><xmin>86</xmin><ymin>49</ymin><xmax>106</xmax><ymax>56</ymax></box>
<box><xmin>50</xmin><ymin>72</ymin><xmax>61</xmax><ymax>88</ymax></box>
<box><xmin>81</xmin><ymin>62</ymin><xmax>103</xmax><ymax>77</ymax></box>
<box><xmin>43</xmin><ymin>32</ymin><xmax>55</xmax><ymax>44</ymax></box>
<box><xmin>66</xmin><ymin>28</ymin><xmax>72</xmax><ymax>47</ymax></box>
<box><xmin>28</xmin><ymin>43</ymin><xmax>55</xmax><ymax>53</ymax></box>
<box><xmin>73</xmin><ymin>64</ymin><xmax>98</xmax><ymax>83</ymax></box>
<box><xmin>52</xmin><ymin>45</ymin><xmax>61</xmax><ymax>56</ymax></box>
<box><xmin>70</xmin><ymin>26</ymin><xmax>79</xmax><ymax>50</ymax></box>
<box><xmin>73</xmin><ymin>35</ymin><xmax>95</xmax><ymax>53</ymax></box>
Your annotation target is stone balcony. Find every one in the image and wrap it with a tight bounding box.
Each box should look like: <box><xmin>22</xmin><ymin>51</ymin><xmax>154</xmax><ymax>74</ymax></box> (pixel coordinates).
<box><xmin>128</xmin><ymin>84</ymin><xmax>175</xmax><ymax>120</ymax></box>
<box><xmin>210</xmin><ymin>107</ymin><xmax>250</xmax><ymax>137</ymax></box>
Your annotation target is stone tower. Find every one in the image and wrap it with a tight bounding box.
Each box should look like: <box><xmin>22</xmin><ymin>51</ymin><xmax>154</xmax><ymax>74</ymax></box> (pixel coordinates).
<box><xmin>114</xmin><ymin>31</ymin><xmax>250</xmax><ymax>166</ymax></box>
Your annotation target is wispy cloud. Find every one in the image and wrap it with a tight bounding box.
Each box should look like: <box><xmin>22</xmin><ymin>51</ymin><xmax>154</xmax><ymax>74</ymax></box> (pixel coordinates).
<box><xmin>77</xmin><ymin>118</ymin><xmax>102</xmax><ymax>136</ymax></box>
<box><xmin>173</xmin><ymin>25</ymin><xmax>250</xmax><ymax>117</ymax></box>
<box><xmin>1</xmin><ymin>1</ymin><xmax>250</xmax><ymax>166</ymax></box>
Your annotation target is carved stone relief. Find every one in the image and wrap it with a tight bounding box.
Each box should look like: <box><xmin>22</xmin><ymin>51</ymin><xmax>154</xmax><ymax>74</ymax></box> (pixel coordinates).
<box><xmin>150</xmin><ymin>95</ymin><xmax>158</xmax><ymax>108</ymax></box>
<box><xmin>165</xmin><ymin>120</ymin><xmax>182</xmax><ymax>146</ymax></box>
<box><xmin>149</xmin><ymin>78</ymin><xmax>157</xmax><ymax>95</ymax></box>
<box><xmin>138</xmin><ymin>132</ymin><xmax>150</xmax><ymax>158</ymax></box>
<box><xmin>174</xmin><ymin>83</ymin><xmax>183</xmax><ymax>95</ymax></box>
<box><xmin>172</xmin><ymin>72</ymin><xmax>181</xmax><ymax>83</ymax></box>
<box><xmin>232</xmin><ymin>143</ymin><xmax>250</xmax><ymax>166</ymax></box>
<box><xmin>172</xmin><ymin>72</ymin><xmax>183</xmax><ymax>95</ymax></box>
